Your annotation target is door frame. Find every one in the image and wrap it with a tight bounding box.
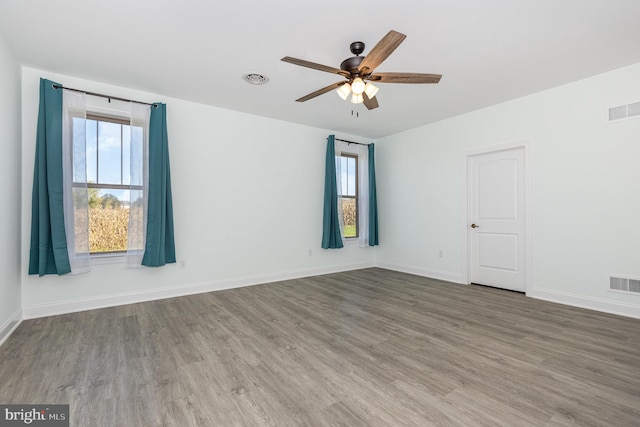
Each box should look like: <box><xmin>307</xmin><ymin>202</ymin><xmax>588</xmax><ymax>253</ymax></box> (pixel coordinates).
<box><xmin>460</xmin><ymin>140</ymin><xmax>533</xmax><ymax>294</ymax></box>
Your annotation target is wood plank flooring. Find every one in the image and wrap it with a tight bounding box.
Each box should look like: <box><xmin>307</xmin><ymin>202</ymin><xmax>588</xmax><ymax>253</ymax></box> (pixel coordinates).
<box><xmin>1</xmin><ymin>268</ymin><xmax>639</xmax><ymax>426</ymax></box>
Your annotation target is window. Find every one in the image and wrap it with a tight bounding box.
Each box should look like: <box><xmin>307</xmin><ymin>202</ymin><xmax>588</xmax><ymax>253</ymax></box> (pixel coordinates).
<box><xmin>338</xmin><ymin>153</ymin><xmax>358</xmax><ymax>238</ymax></box>
<box><xmin>76</xmin><ymin>114</ymin><xmax>143</xmax><ymax>254</ymax></box>
<box><xmin>323</xmin><ymin>138</ymin><xmax>377</xmax><ymax>249</ymax></box>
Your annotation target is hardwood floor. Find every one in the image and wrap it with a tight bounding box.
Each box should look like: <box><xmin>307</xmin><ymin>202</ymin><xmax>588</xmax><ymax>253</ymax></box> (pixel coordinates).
<box><xmin>1</xmin><ymin>268</ymin><xmax>639</xmax><ymax>426</ymax></box>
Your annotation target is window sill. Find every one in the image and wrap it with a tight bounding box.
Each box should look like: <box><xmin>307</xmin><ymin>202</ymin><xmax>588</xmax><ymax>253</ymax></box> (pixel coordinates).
<box><xmin>90</xmin><ymin>253</ymin><xmax>126</xmax><ymax>266</ymax></box>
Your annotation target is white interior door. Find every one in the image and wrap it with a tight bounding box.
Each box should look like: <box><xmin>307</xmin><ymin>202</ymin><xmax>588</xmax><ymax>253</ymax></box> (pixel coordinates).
<box><xmin>469</xmin><ymin>147</ymin><xmax>526</xmax><ymax>292</ymax></box>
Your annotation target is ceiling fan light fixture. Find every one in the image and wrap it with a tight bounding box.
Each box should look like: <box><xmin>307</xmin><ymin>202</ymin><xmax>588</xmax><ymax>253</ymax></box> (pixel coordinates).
<box><xmin>351</xmin><ymin>77</ymin><xmax>365</xmax><ymax>95</ymax></box>
<box><xmin>364</xmin><ymin>82</ymin><xmax>379</xmax><ymax>99</ymax></box>
<box><xmin>351</xmin><ymin>93</ymin><xmax>364</xmax><ymax>104</ymax></box>
<box><xmin>336</xmin><ymin>83</ymin><xmax>351</xmax><ymax>100</ymax></box>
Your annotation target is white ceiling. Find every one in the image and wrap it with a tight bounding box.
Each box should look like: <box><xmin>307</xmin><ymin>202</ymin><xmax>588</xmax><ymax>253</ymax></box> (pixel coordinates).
<box><xmin>1</xmin><ymin>0</ymin><xmax>639</xmax><ymax>139</ymax></box>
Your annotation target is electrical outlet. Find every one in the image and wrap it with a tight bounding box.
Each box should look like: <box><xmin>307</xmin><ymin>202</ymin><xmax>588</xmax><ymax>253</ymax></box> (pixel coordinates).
<box><xmin>179</xmin><ymin>260</ymin><xmax>187</xmax><ymax>268</ymax></box>
<box><xmin>308</xmin><ymin>249</ymin><xmax>313</xmax><ymax>256</ymax></box>
<box><xmin>438</xmin><ymin>250</ymin><xmax>444</xmax><ymax>258</ymax></box>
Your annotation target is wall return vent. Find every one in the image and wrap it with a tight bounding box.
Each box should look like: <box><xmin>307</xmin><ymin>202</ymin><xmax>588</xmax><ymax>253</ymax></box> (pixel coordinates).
<box><xmin>610</xmin><ymin>275</ymin><xmax>640</xmax><ymax>294</ymax></box>
<box><xmin>608</xmin><ymin>101</ymin><xmax>640</xmax><ymax>122</ymax></box>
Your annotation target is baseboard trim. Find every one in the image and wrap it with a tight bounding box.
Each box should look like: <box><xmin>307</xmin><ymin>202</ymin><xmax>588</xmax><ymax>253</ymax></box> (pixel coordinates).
<box><xmin>0</xmin><ymin>309</ymin><xmax>23</xmax><ymax>347</ymax></box>
<box><xmin>22</xmin><ymin>260</ymin><xmax>638</xmax><ymax>321</ymax></box>
<box><xmin>529</xmin><ymin>287</ymin><xmax>640</xmax><ymax>319</ymax></box>
<box><xmin>376</xmin><ymin>262</ymin><xmax>465</xmax><ymax>285</ymax></box>
<box><xmin>22</xmin><ymin>262</ymin><xmax>375</xmax><ymax>319</ymax></box>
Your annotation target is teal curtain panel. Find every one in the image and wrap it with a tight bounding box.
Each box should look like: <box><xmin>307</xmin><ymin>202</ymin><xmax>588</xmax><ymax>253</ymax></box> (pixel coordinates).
<box><xmin>28</xmin><ymin>78</ymin><xmax>72</xmax><ymax>276</ymax></box>
<box><xmin>368</xmin><ymin>143</ymin><xmax>379</xmax><ymax>246</ymax></box>
<box><xmin>321</xmin><ymin>135</ymin><xmax>344</xmax><ymax>249</ymax></box>
<box><xmin>142</xmin><ymin>103</ymin><xmax>176</xmax><ymax>266</ymax></box>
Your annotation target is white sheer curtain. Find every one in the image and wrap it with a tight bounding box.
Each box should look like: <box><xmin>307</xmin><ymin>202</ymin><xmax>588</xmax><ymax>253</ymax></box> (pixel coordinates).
<box><xmin>335</xmin><ymin>152</ymin><xmax>345</xmax><ymax>243</ymax></box>
<box><xmin>335</xmin><ymin>140</ymin><xmax>370</xmax><ymax>247</ymax></box>
<box><xmin>62</xmin><ymin>90</ymin><xmax>91</xmax><ymax>274</ymax></box>
<box><xmin>357</xmin><ymin>145</ymin><xmax>370</xmax><ymax>247</ymax></box>
<box><xmin>126</xmin><ymin>102</ymin><xmax>150</xmax><ymax>267</ymax></box>
<box><xmin>61</xmin><ymin>94</ymin><xmax>151</xmax><ymax>270</ymax></box>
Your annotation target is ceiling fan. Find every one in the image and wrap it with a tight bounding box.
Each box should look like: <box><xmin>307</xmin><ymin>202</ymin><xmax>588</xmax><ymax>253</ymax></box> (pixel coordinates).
<box><xmin>281</xmin><ymin>30</ymin><xmax>442</xmax><ymax>110</ymax></box>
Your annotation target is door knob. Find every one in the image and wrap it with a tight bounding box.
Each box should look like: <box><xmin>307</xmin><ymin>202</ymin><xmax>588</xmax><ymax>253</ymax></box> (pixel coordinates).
<box><xmin>471</xmin><ymin>223</ymin><xmax>479</xmax><ymax>228</ymax></box>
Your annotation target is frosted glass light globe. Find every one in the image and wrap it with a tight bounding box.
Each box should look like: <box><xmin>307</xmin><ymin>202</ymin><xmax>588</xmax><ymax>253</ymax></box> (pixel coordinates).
<box><xmin>351</xmin><ymin>78</ymin><xmax>365</xmax><ymax>95</ymax></box>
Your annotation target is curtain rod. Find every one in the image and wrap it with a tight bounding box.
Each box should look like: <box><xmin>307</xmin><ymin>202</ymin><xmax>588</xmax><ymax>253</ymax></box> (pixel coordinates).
<box><xmin>335</xmin><ymin>138</ymin><xmax>370</xmax><ymax>146</ymax></box>
<box><xmin>52</xmin><ymin>84</ymin><xmax>157</xmax><ymax>107</ymax></box>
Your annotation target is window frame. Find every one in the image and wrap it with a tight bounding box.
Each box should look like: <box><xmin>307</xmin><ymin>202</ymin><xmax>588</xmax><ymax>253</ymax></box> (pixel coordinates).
<box><xmin>338</xmin><ymin>152</ymin><xmax>359</xmax><ymax>239</ymax></box>
<box><xmin>78</xmin><ymin>113</ymin><xmax>142</xmax><ymax>256</ymax></box>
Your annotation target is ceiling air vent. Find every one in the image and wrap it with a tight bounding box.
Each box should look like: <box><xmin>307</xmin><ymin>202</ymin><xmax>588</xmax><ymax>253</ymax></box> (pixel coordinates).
<box><xmin>242</xmin><ymin>73</ymin><xmax>269</xmax><ymax>85</ymax></box>
<box><xmin>609</xmin><ymin>275</ymin><xmax>640</xmax><ymax>294</ymax></box>
<box><xmin>608</xmin><ymin>101</ymin><xmax>640</xmax><ymax>122</ymax></box>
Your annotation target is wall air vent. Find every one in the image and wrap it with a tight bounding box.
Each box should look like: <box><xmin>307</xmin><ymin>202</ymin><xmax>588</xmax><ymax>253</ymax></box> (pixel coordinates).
<box><xmin>609</xmin><ymin>275</ymin><xmax>640</xmax><ymax>294</ymax></box>
<box><xmin>608</xmin><ymin>101</ymin><xmax>640</xmax><ymax>122</ymax></box>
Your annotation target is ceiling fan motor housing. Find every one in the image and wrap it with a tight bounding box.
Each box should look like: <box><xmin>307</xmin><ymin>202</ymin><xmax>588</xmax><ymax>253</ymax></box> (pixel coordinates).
<box><xmin>340</xmin><ymin>55</ymin><xmax>364</xmax><ymax>74</ymax></box>
<box><xmin>340</xmin><ymin>41</ymin><xmax>366</xmax><ymax>74</ymax></box>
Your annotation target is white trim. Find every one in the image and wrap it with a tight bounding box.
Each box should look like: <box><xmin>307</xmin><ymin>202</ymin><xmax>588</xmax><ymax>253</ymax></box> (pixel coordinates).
<box><xmin>376</xmin><ymin>261</ymin><xmax>465</xmax><ymax>284</ymax></box>
<box><xmin>461</xmin><ymin>140</ymin><xmax>533</xmax><ymax>295</ymax></box>
<box><xmin>377</xmin><ymin>263</ymin><xmax>640</xmax><ymax>319</ymax></box>
<box><xmin>608</xmin><ymin>289</ymin><xmax>640</xmax><ymax>296</ymax></box>
<box><xmin>460</xmin><ymin>152</ymin><xmax>469</xmax><ymax>284</ymax></box>
<box><xmin>0</xmin><ymin>309</ymin><xmax>23</xmax><ymax>347</ymax></box>
<box><xmin>22</xmin><ymin>262</ymin><xmax>374</xmax><ymax>319</ymax></box>
<box><xmin>16</xmin><ymin>260</ymin><xmax>640</xmax><ymax>323</ymax></box>
<box><xmin>90</xmin><ymin>253</ymin><xmax>127</xmax><ymax>266</ymax></box>
<box><xmin>342</xmin><ymin>238</ymin><xmax>362</xmax><ymax>246</ymax></box>
<box><xmin>529</xmin><ymin>288</ymin><xmax>640</xmax><ymax>319</ymax></box>
<box><xmin>525</xmin><ymin>142</ymin><xmax>534</xmax><ymax>296</ymax></box>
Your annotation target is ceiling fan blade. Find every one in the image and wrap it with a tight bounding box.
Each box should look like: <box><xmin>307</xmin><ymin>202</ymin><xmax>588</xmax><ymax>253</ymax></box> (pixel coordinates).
<box><xmin>358</xmin><ymin>30</ymin><xmax>407</xmax><ymax>75</ymax></box>
<box><xmin>369</xmin><ymin>72</ymin><xmax>442</xmax><ymax>84</ymax></box>
<box><xmin>282</xmin><ymin>56</ymin><xmax>351</xmax><ymax>78</ymax></box>
<box><xmin>363</xmin><ymin>92</ymin><xmax>379</xmax><ymax>110</ymax></box>
<box><xmin>295</xmin><ymin>81</ymin><xmax>345</xmax><ymax>102</ymax></box>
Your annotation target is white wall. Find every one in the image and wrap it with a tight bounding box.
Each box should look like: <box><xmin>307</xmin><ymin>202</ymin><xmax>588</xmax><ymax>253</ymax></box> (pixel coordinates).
<box><xmin>20</xmin><ymin>67</ymin><xmax>375</xmax><ymax>317</ymax></box>
<box><xmin>16</xmin><ymin>62</ymin><xmax>640</xmax><ymax>320</ymax></box>
<box><xmin>0</xmin><ymin>34</ymin><xmax>22</xmax><ymax>342</ymax></box>
<box><xmin>376</xmin><ymin>63</ymin><xmax>640</xmax><ymax>318</ymax></box>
